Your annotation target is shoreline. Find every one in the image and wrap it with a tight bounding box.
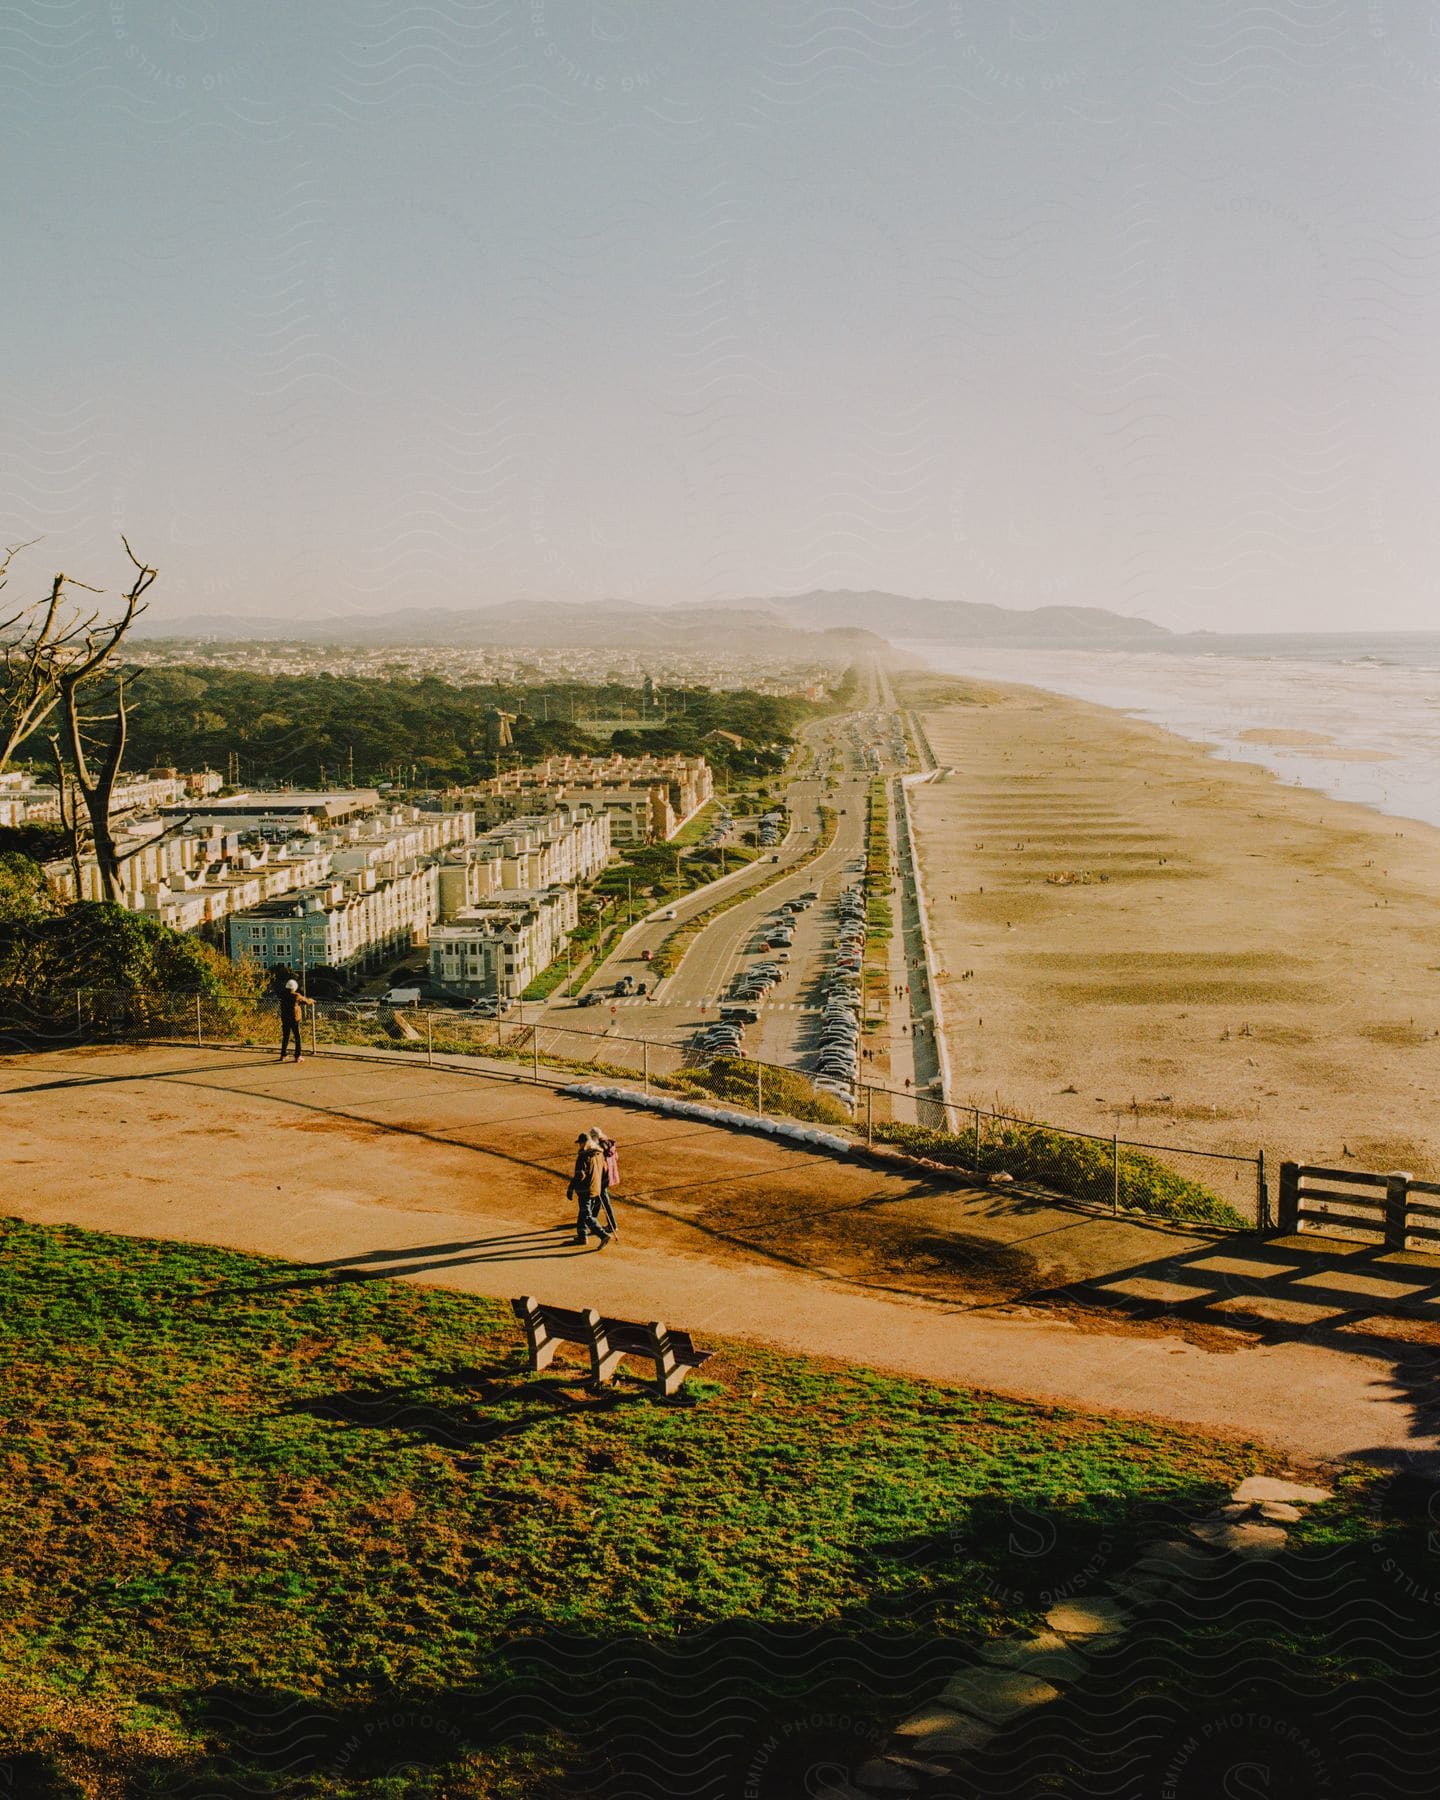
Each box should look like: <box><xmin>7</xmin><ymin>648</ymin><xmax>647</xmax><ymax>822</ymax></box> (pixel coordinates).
<box><xmin>899</xmin><ymin>669</ymin><xmax>1440</xmax><ymax>1182</ymax></box>
<box><xmin>901</xmin><ymin>640</ymin><xmax>1440</xmax><ymax>835</ymax></box>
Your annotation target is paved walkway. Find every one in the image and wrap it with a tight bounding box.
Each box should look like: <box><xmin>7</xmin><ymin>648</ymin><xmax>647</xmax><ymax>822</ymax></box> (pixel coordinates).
<box><xmin>3</xmin><ymin>1046</ymin><xmax>1437</xmax><ymax>1468</ymax></box>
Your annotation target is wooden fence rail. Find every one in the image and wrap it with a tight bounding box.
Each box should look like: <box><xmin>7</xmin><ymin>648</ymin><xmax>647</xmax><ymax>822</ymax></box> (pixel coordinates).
<box><xmin>1277</xmin><ymin>1161</ymin><xmax>1440</xmax><ymax>1251</ymax></box>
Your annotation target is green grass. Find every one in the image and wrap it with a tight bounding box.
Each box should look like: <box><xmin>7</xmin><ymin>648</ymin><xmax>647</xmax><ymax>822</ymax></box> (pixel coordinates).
<box><xmin>520</xmin><ymin>957</ymin><xmax>574</xmax><ymax>1002</ymax></box>
<box><xmin>0</xmin><ymin>1215</ymin><xmax>1285</xmax><ymax>1795</ymax></box>
<box><xmin>667</xmin><ymin>799</ymin><xmax>723</xmax><ymax>848</ymax></box>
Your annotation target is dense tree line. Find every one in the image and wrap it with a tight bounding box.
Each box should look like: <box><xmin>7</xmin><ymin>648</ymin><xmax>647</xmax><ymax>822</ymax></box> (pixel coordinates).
<box><xmin>51</xmin><ymin>667</ymin><xmax>821</xmax><ymax>787</ymax></box>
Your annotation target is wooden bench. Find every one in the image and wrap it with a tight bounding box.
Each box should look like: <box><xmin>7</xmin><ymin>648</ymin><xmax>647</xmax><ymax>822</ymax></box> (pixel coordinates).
<box><xmin>511</xmin><ymin>1295</ymin><xmax>713</xmax><ymax>1397</ymax></box>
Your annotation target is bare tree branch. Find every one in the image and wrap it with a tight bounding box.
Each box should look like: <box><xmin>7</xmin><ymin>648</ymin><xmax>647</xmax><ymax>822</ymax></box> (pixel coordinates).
<box><xmin>2</xmin><ymin>540</ymin><xmax>154</xmax><ymax>785</ymax></box>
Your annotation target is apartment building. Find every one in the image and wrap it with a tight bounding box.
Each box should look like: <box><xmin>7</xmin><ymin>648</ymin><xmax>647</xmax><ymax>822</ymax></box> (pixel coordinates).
<box><xmin>465</xmin><ymin>754</ymin><xmax>711</xmax><ymax>844</ymax></box>
<box><xmin>428</xmin><ymin>885</ymin><xmax>579</xmax><ymax>1001</ymax></box>
<box><xmin>0</xmin><ymin>767</ymin><xmax>189</xmax><ymax>829</ymax></box>
<box><xmin>159</xmin><ymin>790</ymin><xmax>382</xmax><ymax>834</ymax></box>
<box><xmin>435</xmin><ymin>805</ymin><xmax>610</xmax><ymax>920</ymax></box>
<box><xmin>227</xmin><ymin>864</ymin><xmax>439</xmax><ymax>977</ymax></box>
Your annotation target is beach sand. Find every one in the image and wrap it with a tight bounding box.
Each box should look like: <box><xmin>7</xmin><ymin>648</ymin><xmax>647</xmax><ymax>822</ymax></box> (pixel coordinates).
<box><xmin>902</xmin><ymin>672</ymin><xmax>1440</xmax><ymax>1182</ymax></box>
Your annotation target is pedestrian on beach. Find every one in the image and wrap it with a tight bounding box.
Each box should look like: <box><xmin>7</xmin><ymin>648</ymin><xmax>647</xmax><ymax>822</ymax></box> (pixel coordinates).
<box><xmin>592</xmin><ymin>1128</ymin><xmax>620</xmax><ymax>1236</ymax></box>
<box><xmin>277</xmin><ymin>977</ymin><xmax>311</xmax><ymax>1063</ymax></box>
<box><xmin>567</xmin><ymin>1132</ymin><xmax>610</xmax><ymax>1246</ymax></box>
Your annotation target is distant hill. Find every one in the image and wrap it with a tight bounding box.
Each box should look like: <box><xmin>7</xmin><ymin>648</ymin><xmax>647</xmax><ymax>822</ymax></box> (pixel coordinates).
<box><xmin>727</xmin><ymin>590</ymin><xmax>1171</xmax><ymax>646</ymax></box>
<box><xmin>133</xmin><ymin>600</ymin><xmax>884</xmax><ymax>659</ymax></box>
<box><xmin>132</xmin><ymin>589</ymin><xmax>1166</xmax><ymax>653</ymax></box>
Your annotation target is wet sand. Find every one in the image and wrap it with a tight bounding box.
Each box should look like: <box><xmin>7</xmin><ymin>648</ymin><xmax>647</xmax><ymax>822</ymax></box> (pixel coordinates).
<box><xmin>904</xmin><ymin>673</ymin><xmax>1440</xmax><ymax>1179</ymax></box>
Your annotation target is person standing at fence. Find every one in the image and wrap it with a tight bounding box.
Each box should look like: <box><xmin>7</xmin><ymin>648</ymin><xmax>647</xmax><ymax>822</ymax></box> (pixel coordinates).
<box><xmin>567</xmin><ymin>1132</ymin><xmax>611</xmax><ymax>1246</ymax></box>
<box><xmin>592</xmin><ymin>1128</ymin><xmax>620</xmax><ymax>1237</ymax></box>
<box><xmin>277</xmin><ymin>978</ymin><xmax>311</xmax><ymax>1063</ymax></box>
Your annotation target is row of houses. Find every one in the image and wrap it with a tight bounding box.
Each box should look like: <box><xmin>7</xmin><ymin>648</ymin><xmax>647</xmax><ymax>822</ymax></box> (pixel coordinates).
<box><xmin>222</xmin><ymin>804</ymin><xmax>612</xmax><ymax>984</ymax></box>
<box><xmin>0</xmin><ymin>765</ymin><xmax>223</xmax><ymax>828</ymax></box>
<box><xmin>462</xmin><ymin>752</ymin><xmax>713</xmax><ymax>844</ymax></box>
<box><xmin>28</xmin><ymin>749</ymin><xmax>714</xmax><ymax>998</ymax></box>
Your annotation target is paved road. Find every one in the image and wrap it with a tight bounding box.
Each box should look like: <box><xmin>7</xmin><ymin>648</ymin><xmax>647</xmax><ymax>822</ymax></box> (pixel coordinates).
<box><xmin>539</xmin><ymin>661</ymin><xmax>911</xmax><ymax>1083</ymax></box>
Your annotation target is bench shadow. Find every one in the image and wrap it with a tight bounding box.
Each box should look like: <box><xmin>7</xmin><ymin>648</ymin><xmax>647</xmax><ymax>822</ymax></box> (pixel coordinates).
<box><xmin>283</xmin><ymin>1356</ymin><xmax>687</xmax><ymax>1451</ymax></box>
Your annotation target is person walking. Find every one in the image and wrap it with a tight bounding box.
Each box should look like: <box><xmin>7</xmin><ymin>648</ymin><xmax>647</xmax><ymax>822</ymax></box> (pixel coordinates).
<box><xmin>567</xmin><ymin>1131</ymin><xmax>610</xmax><ymax>1246</ymax></box>
<box><xmin>592</xmin><ymin>1129</ymin><xmax>620</xmax><ymax>1237</ymax></box>
<box><xmin>277</xmin><ymin>977</ymin><xmax>311</xmax><ymax>1063</ymax></box>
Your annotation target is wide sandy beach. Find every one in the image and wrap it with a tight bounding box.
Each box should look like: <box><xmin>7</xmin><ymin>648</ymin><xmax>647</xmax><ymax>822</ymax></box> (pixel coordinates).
<box><xmin>903</xmin><ymin>671</ymin><xmax>1440</xmax><ymax>1182</ymax></box>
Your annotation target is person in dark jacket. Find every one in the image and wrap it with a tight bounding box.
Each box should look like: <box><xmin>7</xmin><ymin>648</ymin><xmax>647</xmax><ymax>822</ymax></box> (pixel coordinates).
<box><xmin>566</xmin><ymin>1132</ymin><xmax>610</xmax><ymax>1246</ymax></box>
<box><xmin>277</xmin><ymin>978</ymin><xmax>311</xmax><ymax>1063</ymax></box>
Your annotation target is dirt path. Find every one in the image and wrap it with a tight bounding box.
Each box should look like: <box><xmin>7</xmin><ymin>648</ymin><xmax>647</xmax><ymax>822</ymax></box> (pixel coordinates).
<box><xmin>3</xmin><ymin>1046</ymin><xmax>1436</xmax><ymax>1467</ymax></box>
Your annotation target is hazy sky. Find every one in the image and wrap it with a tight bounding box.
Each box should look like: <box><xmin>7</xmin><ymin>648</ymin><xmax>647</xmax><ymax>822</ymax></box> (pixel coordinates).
<box><xmin>5</xmin><ymin>3</ymin><xmax>1438</xmax><ymax>632</ymax></box>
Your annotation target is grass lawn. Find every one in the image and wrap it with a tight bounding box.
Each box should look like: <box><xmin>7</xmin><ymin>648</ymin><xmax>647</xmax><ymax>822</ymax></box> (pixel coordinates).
<box><xmin>0</xmin><ymin>1217</ymin><xmax>1431</xmax><ymax>1797</ymax></box>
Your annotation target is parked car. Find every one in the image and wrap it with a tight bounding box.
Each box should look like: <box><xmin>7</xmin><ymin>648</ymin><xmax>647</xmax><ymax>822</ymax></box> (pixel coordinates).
<box><xmin>640</xmin><ymin>948</ymin><xmax>654</xmax><ymax>961</ymax></box>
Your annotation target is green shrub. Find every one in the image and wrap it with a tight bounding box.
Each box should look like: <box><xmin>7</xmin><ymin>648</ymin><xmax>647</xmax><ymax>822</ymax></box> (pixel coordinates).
<box><xmin>659</xmin><ymin>1056</ymin><xmax>852</xmax><ymax>1126</ymax></box>
<box><xmin>875</xmin><ymin>1120</ymin><xmax>1249</xmax><ymax>1230</ymax></box>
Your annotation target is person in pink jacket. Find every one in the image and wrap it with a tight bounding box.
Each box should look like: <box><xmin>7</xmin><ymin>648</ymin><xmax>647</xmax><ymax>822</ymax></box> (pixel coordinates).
<box><xmin>591</xmin><ymin>1129</ymin><xmax>620</xmax><ymax>1238</ymax></box>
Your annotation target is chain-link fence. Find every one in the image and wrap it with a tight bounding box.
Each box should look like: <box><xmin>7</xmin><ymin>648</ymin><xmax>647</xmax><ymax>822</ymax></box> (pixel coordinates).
<box><xmin>5</xmin><ymin>989</ymin><xmax>1264</xmax><ymax>1232</ymax></box>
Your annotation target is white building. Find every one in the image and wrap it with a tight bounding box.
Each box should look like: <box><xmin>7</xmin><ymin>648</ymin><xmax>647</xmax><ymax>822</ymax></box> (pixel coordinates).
<box><xmin>428</xmin><ymin>886</ymin><xmax>580</xmax><ymax>1001</ymax></box>
<box><xmin>227</xmin><ymin>864</ymin><xmax>439</xmax><ymax>977</ymax></box>
<box><xmin>435</xmin><ymin>805</ymin><xmax>610</xmax><ymax>921</ymax></box>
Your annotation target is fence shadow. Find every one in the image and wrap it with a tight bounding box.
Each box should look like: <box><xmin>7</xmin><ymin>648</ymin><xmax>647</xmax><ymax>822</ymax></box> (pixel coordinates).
<box><xmin>1026</xmin><ymin>1231</ymin><xmax>1440</xmax><ymax>1456</ymax></box>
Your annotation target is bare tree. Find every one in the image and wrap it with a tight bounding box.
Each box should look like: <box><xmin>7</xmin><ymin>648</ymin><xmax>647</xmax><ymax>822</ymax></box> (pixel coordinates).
<box><xmin>25</xmin><ymin>541</ymin><xmax>157</xmax><ymax>903</ymax></box>
<box><xmin>46</xmin><ymin>532</ymin><xmax>157</xmax><ymax>900</ymax></box>
<box><xmin>0</xmin><ymin>538</ymin><xmax>153</xmax><ymax>781</ymax></box>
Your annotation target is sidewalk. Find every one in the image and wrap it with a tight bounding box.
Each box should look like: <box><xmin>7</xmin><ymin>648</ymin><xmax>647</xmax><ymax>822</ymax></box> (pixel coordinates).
<box><xmin>3</xmin><ymin>1046</ymin><xmax>1436</xmax><ymax>1467</ymax></box>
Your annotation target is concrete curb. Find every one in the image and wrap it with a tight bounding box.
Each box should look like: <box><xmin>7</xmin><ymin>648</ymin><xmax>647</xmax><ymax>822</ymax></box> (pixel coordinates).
<box><xmin>560</xmin><ymin>1080</ymin><xmax>855</xmax><ymax>1157</ymax></box>
<box><xmin>895</xmin><ymin>773</ymin><xmax>955</xmax><ymax>1109</ymax></box>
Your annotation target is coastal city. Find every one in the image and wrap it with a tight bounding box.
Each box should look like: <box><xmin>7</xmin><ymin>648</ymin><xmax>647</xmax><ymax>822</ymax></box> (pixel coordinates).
<box><xmin>5</xmin><ymin>8</ymin><xmax>1438</xmax><ymax>1797</ymax></box>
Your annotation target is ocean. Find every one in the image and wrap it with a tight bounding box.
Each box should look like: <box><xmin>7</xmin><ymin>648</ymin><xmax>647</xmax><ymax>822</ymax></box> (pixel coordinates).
<box><xmin>906</xmin><ymin>633</ymin><xmax>1440</xmax><ymax>832</ymax></box>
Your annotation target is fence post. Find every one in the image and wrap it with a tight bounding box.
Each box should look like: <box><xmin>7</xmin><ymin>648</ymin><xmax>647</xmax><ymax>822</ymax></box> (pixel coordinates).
<box><xmin>496</xmin><ymin>1018</ymin><xmax>503</xmax><ymax>1054</ymax></box>
<box><xmin>643</xmin><ymin>1038</ymin><xmax>650</xmax><ymax>1096</ymax></box>
<box><xmin>1255</xmin><ymin>1149</ymin><xmax>1268</xmax><ymax>1232</ymax></box>
<box><xmin>1277</xmin><ymin>1161</ymin><xmax>1300</xmax><ymax>1234</ymax></box>
<box><xmin>1111</xmin><ymin>1134</ymin><xmax>1120</xmax><ymax>1217</ymax></box>
<box><xmin>757</xmin><ymin>1061</ymin><xmax>764</xmax><ymax>1117</ymax></box>
<box><xmin>972</xmin><ymin>1107</ymin><xmax>981</xmax><ymax>1174</ymax></box>
<box><xmin>866</xmin><ymin>1083</ymin><xmax>873</xmax><ymax>1147</ymax></box>
<box><xmin>426</xmin><ymin>1011</ymin><xmax>434</xmax><ymax>1068</ymax></box>
<box><xmin>309</xmin><ymin>1001</ymin><xmax>318</xmax><ymax>1057</ymax></box>
<box><xmin>196</xmin><ymin>995</ymin><xmax>203</xmax><ymax>1048</ymax></box>
<box><xmin>1385</xmin><ymin>1171</ymin><xmax>1412</xmax><ymax>1252</ymax></box>
<box><xmin>532</xmin><ymin>1026</ymin><xmax>540</xmax><ymax>1083</ymax></box>
<box><xmin>75</xmin><ymin>990</ymin><xmax>82</xmax><ymax>1037</ymax></box>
